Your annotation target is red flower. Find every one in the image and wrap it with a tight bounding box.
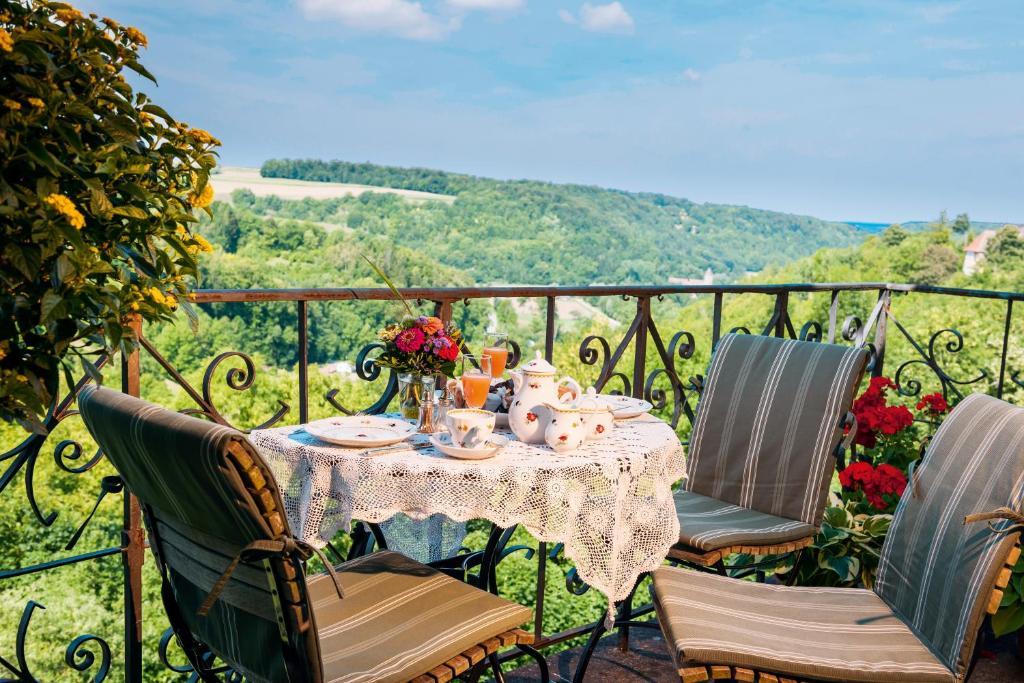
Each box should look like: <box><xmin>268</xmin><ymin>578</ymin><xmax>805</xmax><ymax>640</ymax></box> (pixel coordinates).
<box><xmin>916</xmin><ymin>393</ymin><xmax>948</xmax><ymax>414</ymax></box>
<box><xmin>839</xmin><ymin>461</ymin><xmax>907</xmax><ymax>511</ymax></box>
<box><xmin>595</xmin><ymin>424</ymin><xmax>605</xmax><ymax>434</ymax></box>
<box><xmin>526</xmin><ymin>412</ymin><xmax>537</xmax><ymax>423</ymax></box>
<box><xmin>851</xmin><ymin>376</ymin><xmax>914</xmax><ymax>448</ymax></box>
<box><xmin>436</xmin><ymin>336</ymin><xmax>459</xmax><ymax>361</ymax></box>
<box><xmin>395</xmin><ymin>326</ymin><xmax>425</xmax><ymax>353</ymax></box>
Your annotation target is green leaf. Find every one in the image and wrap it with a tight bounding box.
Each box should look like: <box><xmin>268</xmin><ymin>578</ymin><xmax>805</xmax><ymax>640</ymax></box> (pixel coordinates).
<box><xmin>992</xmin><ymin>603</ymin><xmax>1024</xmax><ymax>637</ymax></box>
<box><xmin>111</xmin><ymin>205</ymin><xmax>149</xmax><ymax>220</ymax></box>
<box><xmin>40</xmin><ymin>290</ymin><xmax>63</xmax><ymax>322</ymax></box>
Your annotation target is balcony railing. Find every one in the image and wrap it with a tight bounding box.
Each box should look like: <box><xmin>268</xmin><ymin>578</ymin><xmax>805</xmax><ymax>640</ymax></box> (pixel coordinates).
<box><xmin>2</xmin><ymin>281</ymin><xmax>1022</xmax><ymax>681</ymax></box>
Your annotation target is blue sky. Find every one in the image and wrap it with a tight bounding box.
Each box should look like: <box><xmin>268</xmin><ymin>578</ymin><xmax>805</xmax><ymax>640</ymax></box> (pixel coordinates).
<box><xmin>78</xmin><ymin>1</ymin><xmax>1023</xmax><ymax>222</ymax></box>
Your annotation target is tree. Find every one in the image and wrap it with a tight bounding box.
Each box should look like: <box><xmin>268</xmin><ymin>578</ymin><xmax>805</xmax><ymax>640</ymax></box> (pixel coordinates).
<box><xmin>952</xmin><ymin>213</ymin><xmax>970</xmax><ymax>237</ymax></box>
<box><xmin>907</xmin><ymin>244</ymin><xmax>960</xmax><ymax>285</ymax></box>
<box><xmin>0</xmin><ymin>2</ymin><xmax>219</xmax><ymax>430</ymax></box>
<box><xmin>987</xmin><ymin>226</ymin><xmax>1024</xmax><ymax>270</ymax></box>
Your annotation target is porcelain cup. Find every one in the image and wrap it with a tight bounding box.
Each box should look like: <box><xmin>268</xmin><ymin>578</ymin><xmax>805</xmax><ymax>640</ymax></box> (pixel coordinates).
<box><xmin>446</xmin><ymin>408</ymin><xmax>496</xmax><ymax>448</ymax></box>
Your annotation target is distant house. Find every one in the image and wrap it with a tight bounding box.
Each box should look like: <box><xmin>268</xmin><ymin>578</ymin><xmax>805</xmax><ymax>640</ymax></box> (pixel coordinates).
<box><xmin>963</xmin><ymin>226</ymin><xmax>1024</xmax><ymax>275</ymax></box>
<box><xmin>669</xmin><ymin>267</ymin><xmax>714</xmax><ymax>287</ymax></box>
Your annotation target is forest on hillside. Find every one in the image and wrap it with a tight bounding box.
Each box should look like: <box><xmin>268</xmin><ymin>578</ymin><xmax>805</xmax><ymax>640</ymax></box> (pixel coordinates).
<box><xmin>257</xmin><ymin>158</ymin><xmax>867</xmax><ymax>282</ymax></box>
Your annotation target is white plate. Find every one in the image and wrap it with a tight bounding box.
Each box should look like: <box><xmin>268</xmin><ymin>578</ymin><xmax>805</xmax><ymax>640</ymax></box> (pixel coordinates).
<box><xmin>596</xmin><ymin>394</ymin><xmax>654</xmax><ymax>419</ymax></box>
<box><xmin>303</xmin><ymin>416</ymin><xmax>417</xmax><ymax>447</ymax></box>
<box><xmin>429</xmin><ymin>433</ymin><xmax>508</xmax><ymax>460</ymax></box>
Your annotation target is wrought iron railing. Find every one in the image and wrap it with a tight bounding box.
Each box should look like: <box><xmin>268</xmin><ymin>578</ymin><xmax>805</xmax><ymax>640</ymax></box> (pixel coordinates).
<box><xmin>2</xmin><ymin>281</ymin><xmax>1022</xmax><ymax>681</ymax></box>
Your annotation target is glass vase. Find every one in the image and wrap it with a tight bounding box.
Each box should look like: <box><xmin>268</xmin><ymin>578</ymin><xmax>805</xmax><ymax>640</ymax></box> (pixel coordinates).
<box><xmin>397</xmin><ymin>373</ymin><xmax>435</xmax><ymax>426</ymax></box>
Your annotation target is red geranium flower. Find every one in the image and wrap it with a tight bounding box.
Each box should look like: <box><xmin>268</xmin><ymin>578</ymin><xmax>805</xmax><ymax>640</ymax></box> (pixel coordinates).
<box><xmin>851</xmin><ymin>376</ymin><xmax>914</xmax><ymax>448</ymax></box>
<box><xmin>839</xmin><ymin>461</ymin><xmax>907</xmax><ymax>511</ymax></box>
<box><xmin>916</xmin><ymin>393</ymin><xmax>948</xmax><ymax>414</ymax></box>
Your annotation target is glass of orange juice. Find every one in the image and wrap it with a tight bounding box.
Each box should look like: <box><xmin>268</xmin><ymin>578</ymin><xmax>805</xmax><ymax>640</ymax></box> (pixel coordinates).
<box><xmin>481</xmin><ymin>331</ymin><xmax>509</xmax><ymax>379</ymax></box>
<box><xmin>461</xmin><ymin>356</ymin><xmax>492</xmax><ymax>410</ymax></box>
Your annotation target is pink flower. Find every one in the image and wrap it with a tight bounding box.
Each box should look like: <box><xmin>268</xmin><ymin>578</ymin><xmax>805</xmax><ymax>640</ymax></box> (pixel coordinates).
<box><xmin>395</xmin><ymin>326</ymin><xmax>425</xmax><ymax>353</ymax></box>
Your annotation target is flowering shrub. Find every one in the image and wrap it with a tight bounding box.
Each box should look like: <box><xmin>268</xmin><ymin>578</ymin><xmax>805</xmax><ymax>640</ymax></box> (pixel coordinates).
<box><xmin>796</xmin><ymin>378</ymin><xmax>950</xmax><ymax>586</ymax></box>
<box><xmin>375</xmin><ymin>316</ymin><xmax>463</xmax><ymax>377</ymax></box>
<box><xmin>1</xmin><ymin>2</ymin><xmax>218</xmax><ymax>431</ymax></box>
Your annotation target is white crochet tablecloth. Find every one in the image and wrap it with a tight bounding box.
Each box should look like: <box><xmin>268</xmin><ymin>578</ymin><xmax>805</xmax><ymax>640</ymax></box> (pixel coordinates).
<box><xmin>251</xmin><ymin>414</ymin><xmax>685</xmax><ymax>620</ymax></box>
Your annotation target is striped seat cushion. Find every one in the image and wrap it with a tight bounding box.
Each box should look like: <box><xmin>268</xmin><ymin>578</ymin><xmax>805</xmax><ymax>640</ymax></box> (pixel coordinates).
<box><xmin>673</xmin><ymin>490</ymin><xmax>816</xmax><ymax>552</ymax></box>
<box><xmin>686</xmin><ymin>334</ymin><xmax>868</xmax><ymax>526</ymax></box>
<box><xmin>874</xmin><ymin>394</ymin><xmax>1024</xmax><ymax>679</ymax></box>
<box><xmin>652</xmin><ymin>567</ymin><xmax>955</xmax><ymax>683</ymax></box>
<box><xmin>312</xmin><ymin>550</ymin><xmax>532</xmax><ymax>683</ymax></box>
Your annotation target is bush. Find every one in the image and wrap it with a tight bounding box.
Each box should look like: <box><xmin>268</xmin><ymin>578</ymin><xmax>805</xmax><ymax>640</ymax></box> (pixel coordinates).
<box><xmin>0</xmin><ymin>1</ymin><xmax>218</xmax><ymax>431</ymax></box>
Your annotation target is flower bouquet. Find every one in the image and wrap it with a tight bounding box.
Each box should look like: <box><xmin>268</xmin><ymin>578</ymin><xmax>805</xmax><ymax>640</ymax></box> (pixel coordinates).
<box><xmin>375</xmin><ymin>316</ymin><xmax>463</xmax><ymax>419</ymax></box>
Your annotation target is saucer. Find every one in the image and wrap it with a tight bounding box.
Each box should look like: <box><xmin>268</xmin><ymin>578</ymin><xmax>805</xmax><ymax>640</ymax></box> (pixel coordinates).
<box><xmin>303</xmin><ymin>415</ymin><xmax>417</xmax><ymax>446</ymax></box>
<box><xmin>429</xmin><ymin>433</ymin><xmax>508</xmax><ymax>460</ymax></box>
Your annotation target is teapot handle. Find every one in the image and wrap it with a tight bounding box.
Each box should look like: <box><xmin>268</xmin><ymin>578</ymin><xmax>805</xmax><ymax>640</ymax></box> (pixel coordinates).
<box><xmin>557</xmin><ymin>377</ymin><xmax>582</xmax><ymax>402</ymax></box>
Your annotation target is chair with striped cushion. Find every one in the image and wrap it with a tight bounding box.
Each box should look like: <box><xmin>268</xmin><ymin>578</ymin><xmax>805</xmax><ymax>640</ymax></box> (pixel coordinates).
<box><xmin>78</xmin><ymin>385</ymin><xmax>546</xmax><ymax>683</ymax></box>
<box><xmin>671</xmin><ymin>333</ymin><xmax>869</xmax><ymax>572</ymax></box>
<box><xmin>652</xmin><ymin>393</ymin><xmax>1024</xmax><ymax>683</ymax></box>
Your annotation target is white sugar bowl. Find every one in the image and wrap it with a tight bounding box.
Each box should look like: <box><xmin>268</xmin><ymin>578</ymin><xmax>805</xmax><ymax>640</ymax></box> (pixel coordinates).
<box><xmin>577</xmin><ymin>387</ymin><xmax>614</xmax><ymax>440</ymax></box>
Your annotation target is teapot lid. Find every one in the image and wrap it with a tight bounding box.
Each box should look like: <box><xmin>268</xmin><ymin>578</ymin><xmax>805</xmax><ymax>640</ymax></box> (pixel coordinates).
<box><xmin>520</xmin><ymin>351</ymin><xmax>557</xmax><ymax>375</ymax></box>
<box><xmin>576</xmin><ymin>386</ymin><xmax>604</xmax><ymax>411</ymax></box>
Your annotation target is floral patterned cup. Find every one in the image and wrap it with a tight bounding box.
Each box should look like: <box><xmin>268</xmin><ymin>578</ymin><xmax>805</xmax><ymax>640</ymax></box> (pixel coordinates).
<box><xmin>445</xmin><ymin>408</ymin><xmax>496</xmax><ymax>448</ymax></box>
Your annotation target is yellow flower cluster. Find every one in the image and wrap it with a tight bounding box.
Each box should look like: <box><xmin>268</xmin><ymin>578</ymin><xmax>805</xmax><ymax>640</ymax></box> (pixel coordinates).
<box><xmin>124</xmin><ymin>26</ymin><xmax>147</xmax><ymax>47</ymax></box>
<box><xmin>173</xmin><ymin>224</ymin><xmax>214</xmax><ymax>254</ymax></box>
<box><xmin>55</xmin><ymin>8</ymin><xmax>83</xmax><ymax>24</ymax></box>
<box><xmin>0</xmin><ymin>341</ymin><xmax>8</xmax><ymax>362</ymax></box>
<box><xmin>146</xmin><ymin>287</ymin><xmax>177</xmax><ymax>308</ymax></box>
<box><xmin>4</xmin><ymin>99</ymin><xmax>20</xmax><ymax>110</ymax></box>
<box><xmin>0</xmin><ymin>28</ymin><xmax>13</xmax><ymax>53</ymax></box>
<box><xmin>189</xmin><ymin>182</ymin><xmax>214</xmax><ymax>208</ymax></box>
<box><xmin>102</xmin><ymin>17</ymin><xmax>120</xmax><ymax>30</ymax></box>
<box><xmin>44</xmin><ymin>193</ymin><xmax>86</xmax><ymax>229</ymax></box>
<box><xmin>191</xmin><ymin>234</ymin><xmax>213</xmax><ymax>253</ymax></box>
<box><xmin>27</xmin><ymin>97</ymin><xmax>44</xmax><ymax>109</ymax></box>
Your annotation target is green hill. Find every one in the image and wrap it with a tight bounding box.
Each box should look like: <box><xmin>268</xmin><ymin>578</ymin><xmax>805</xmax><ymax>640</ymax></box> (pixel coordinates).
<box><xmin>258</xmin><ymin>158</ymin><xmax>868</xmax><ymax>284</ymax></box>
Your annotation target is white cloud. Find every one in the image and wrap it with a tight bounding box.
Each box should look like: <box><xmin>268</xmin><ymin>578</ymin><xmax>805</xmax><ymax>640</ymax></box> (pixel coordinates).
<box><xmin>296</xmin><ymin>0</ymin><xmax>456</xmax><ymax>41</ymax></box>
<box><xmin>918</xmin><ymin>3</ymin><xmax>960</xmax><ymax>24</ymax></box>
<box><xmin>446</xmin><ymin>0</ymin><xmax>523</xmax><ymax>9</ymax></box>
<box><xmin>682</xmin><ymin>68</ymin><xmax>701</xmax><ymax>82</ymax></box>
<box><xmin>561</xmin><ymin>2</ymin><xmax>634</xmax><ymax>35</ymax></box>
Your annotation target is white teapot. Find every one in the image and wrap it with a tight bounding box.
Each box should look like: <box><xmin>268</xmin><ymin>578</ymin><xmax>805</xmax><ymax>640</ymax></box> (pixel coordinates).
<box><xmin>509</xmin><ymin>352</ymin><xmax>581</xmax><ymax>443</ymax></box>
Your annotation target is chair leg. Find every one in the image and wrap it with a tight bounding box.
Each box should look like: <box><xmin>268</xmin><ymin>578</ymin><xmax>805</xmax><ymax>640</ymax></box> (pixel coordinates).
<box><xmin>516</xmin><ymin>643</ymin><xmax>550</xmax><ymax>683</ymax></box>
<box><xmin>487</xmin><ymin>652</ymin><xmax>506</xmax><ymax>682</ymax></box>
<box><xmin>572</xmin><ymin>615</ymin><xmax>608</xmax><ymax>683</ymax></box>
<box><xmin>617</xmin><ymin>574</ymin><xmax>645</xmax><ymax>653</ymax></box>
<box><xmin>785</xmin><ymin>548</ymin><xmax>805</xmax><ymax>586</ymax></box>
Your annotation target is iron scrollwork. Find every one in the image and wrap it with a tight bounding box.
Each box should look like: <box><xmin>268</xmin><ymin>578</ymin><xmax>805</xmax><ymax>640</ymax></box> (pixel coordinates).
<box><xmin>0</xmin><ymin>601</ymin><xmax>110</xmax><ymax>683</ymax></box>
<box><xmin>579</xmin><ymin>335</ymin><xmax>631</xmax><ymax>396</ymax></box>
<box><xmin>141</xmin><ymin>338</ymin><xmax>289</xmax><ymax>432</ymax></box>
<box><xmin>643</xmin><ymin>328</ymin><xmax>698</xmax><ymax>429</ymax></box>
<box><xmin>891</xmin><ymin>327</ymin><xmax>988</xmax><ymax>400</ymax></box>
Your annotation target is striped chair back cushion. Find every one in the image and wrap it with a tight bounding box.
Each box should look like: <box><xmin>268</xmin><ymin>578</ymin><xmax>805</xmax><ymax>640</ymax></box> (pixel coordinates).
<box><xmin>874</xmin><ymin>393</ymin><xmax>1024</xmax><ymax>678</ymax></box>
<box><xmin>78</xmin><ymin>386</ymin><xmax>321</xmax><ymax>683</ymax></box>
<box><xmin>685</xmin><ymin>333</ymin><xmax>868</xmax><ymax>525</ymax></box>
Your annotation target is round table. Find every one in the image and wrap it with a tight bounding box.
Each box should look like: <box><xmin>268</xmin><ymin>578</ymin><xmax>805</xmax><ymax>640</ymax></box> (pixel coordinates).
<box><xmin>250</xmin><ymin>414</ymin><xmax>686</xmax><ymax>621</ymax></box>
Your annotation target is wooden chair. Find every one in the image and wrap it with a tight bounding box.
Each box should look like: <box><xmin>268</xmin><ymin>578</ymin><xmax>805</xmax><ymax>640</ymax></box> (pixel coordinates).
<box><xmin>571</xmin><ymin>334</ymin><xmax>869</xmax><ymax>682</ymax></box>
<box><xmin>78</xmin><ymin>385</ymin><xmax>547</xmax><ymax>683</ymax></box>
<box><xmin>652</xmin><ymin>393</ymin><xmax>1024</xmax><ymax>683</ymax></box>
<box><xmin>670</xmin><ymin>333</ymin><xmax>869</xmax><ymax>576</ymax></box>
